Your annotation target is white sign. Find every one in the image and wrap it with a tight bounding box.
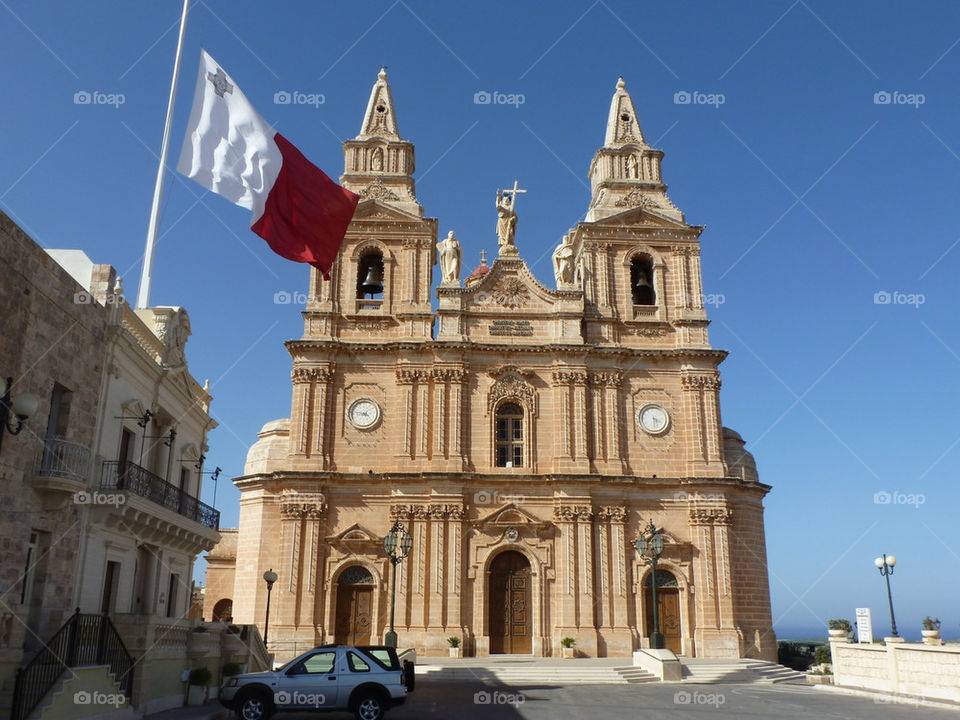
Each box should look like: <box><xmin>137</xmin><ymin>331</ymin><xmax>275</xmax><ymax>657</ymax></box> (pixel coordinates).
<box><xmin>856</xmin><ymin>607</ymin><xmax>873</xmax><ymax>643</ymax></box>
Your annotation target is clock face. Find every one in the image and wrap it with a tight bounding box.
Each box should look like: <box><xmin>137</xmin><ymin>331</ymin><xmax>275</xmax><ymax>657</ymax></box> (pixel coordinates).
<box><xmin>347</xmin><ymin>398</ymin><xmax>381</xmax><ymax>430</ymax></box>
<box><xmin>638</xmin><ymin>404</ymin><xmax>670</xmax><ymax>435</ymax></box>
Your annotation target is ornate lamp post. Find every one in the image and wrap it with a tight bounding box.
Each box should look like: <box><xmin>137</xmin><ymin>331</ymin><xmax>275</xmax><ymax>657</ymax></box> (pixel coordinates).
<box><xmin>382</xmin><ymin>520</ymin><xmax>413</xmax><ymax>648</ymax></box>
<box><xmin>0</xmin><ymin>377</ymin><xmax>39</xmax><ymax>456</ymax></box>
<box><xmin>262</xmin><ymin>568</ymin><xmax>278</xmax><ymax>645</ymax></box>
<box><xmin>635</xmin><ymin>520</ymin><xmax>666</xmax><ymax>650</ymax></box>
<box><xmin>874</xmin><ymin>554</ymin><xmax>898</xmax><ymax>638</ymax></box>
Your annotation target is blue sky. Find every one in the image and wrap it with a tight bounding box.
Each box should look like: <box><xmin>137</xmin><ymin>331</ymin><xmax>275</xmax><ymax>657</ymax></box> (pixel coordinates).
<box><xmin>2</xmin><ymin>1</ymin><xmax>958</xmax><ymax>641</ymax></box>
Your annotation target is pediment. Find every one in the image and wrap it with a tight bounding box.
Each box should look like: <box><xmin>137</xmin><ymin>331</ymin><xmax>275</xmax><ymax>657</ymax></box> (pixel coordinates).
<box><xmin>350</xmin><ymin>197</ymin><xmax>422</xmax><ymax>222</ymax></box>
<box><xmin>590</xmin><ymin>203</ymin><xmax>695</xmax><ymax>230</ymax></box>
<box><xmin>327</xmin><ymin>523</ymin><xmax>382</xmax><ymax>545</ymax></box>
<box><xmin>474</xmin><ymin>503</ymin><xmax>549</xmax><ymax>530</ymax></box>
<box><xmin>461</xmin><ymin>257</ymin><xmax>577</xmax><ymax>313</ymax></box>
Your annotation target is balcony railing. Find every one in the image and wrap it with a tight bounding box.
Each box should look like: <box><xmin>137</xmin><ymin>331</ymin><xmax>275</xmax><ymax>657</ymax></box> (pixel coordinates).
<box><xmin>100</xmin><ymin>460</ymin><xmax>220</xmax><ymax>530</ymax></box>
<box><xmin>36</xmin><ymin>437</ymin><xmax>91</xmax><ymax>480</ymax></box>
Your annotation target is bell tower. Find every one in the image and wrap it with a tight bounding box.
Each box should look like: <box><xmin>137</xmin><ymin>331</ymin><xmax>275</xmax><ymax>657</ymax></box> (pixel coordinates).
<box><xmin>302</xmin><ymin>69</ymin><xmax>437</xmax><ymax>341</ymax></box>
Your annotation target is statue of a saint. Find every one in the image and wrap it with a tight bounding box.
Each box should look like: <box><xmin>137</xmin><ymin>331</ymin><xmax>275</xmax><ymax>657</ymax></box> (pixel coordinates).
<box><xmin>496</xmin><ymin>189</ymin><xmax>518</xmax><ymax>251</ymax></box>
<box><xmin>437</xmin><ymin>230</ymin><xmax>462</xmax><ymax>285</ymax></box>
<box><xmin>626</xmin><ymin>153</ymin><xmax>639</xmax><ymax>179</ymax></box>
<box><xmin>552</xmin><ymin>234</ymin><xmax>576</xmax><ymax>287</ymax></box>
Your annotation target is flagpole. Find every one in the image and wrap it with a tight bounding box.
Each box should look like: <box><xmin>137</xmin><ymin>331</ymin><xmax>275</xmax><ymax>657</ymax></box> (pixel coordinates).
<box><xmin>136</xmin><ymin>0</ymin><xmax>190</xmax><ymax>310</ymax></box>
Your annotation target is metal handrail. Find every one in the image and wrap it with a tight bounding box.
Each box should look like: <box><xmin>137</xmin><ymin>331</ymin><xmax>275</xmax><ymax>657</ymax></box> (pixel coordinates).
<box><xmin>10</xmin><ymin>610</ymin><xmax>134</xmax><ymax>720</ymax></box>
<box><xmin>36</xmin><ymin>437</ymin><xmax>91</xmax><ymax>480</ymax></box>
<box><xmin>100</xmin><ymin>460</ymin><xmax>220</xmax><ymax>530</ymax></box>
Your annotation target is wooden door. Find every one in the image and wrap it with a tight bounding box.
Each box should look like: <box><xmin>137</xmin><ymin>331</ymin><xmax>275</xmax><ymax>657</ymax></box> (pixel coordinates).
<box><xmin>645</xmin><ymin>587</ymin><xmax>682</xmax><ymax>654</ymax></box>
<box><xmin>489</xmin><ymin>551</ymin><xmax>532</xmax><ymax>654</ymax></box>
<box><xmin>334</xmin><ymin>587</ymin><xmax>373</xmax><ymax>645</ymax></box>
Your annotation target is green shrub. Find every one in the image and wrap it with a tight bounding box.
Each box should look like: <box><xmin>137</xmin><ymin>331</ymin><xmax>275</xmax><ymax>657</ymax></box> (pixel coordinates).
<box><xmin>447</xmin><ymin>636</ymin><xmax>461</xmax><ymax>648</ymax></box>
<box><xmin>222</xmin><ymin>662</ymin><xmax>242</xmax><ymax>677</ymax></box>
<box><xmin>561</xmin><ymin>637</ymin><xmax>576</xmax><ymax>648</ymax></box>
<box><xmin>827</xmin><ymin>619</ymin><xmax>852</xmax><ymax>633</ymax></box>
<box><xmin>189</xmin><ymin>667</ymin><xmax>212</xmax><ymax>686</ymax></box>
<box><xmin>922</xmin><ymin>616</ymin><xmax>941</xmax><ymax>631</ymax></box>
<box><xmin>813</xmin><ymin>645</ymin><xmax>832</xmax><ymax>665</ymax></box>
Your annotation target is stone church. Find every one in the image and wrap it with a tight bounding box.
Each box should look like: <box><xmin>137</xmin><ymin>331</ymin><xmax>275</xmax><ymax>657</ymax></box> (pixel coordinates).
<box><xmin>204</xmin><ymin>71</ymin><xmax>776</xmax><ymax>661</ymax></box>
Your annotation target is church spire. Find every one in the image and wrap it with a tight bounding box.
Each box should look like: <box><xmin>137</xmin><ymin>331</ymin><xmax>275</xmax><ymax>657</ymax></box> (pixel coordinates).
<box><xmin>585</xmin><ymin>77</ymin><xmax>683</xmax><ymax>223</ymax></box>
<box><xmin>604</xmin><ymin>77</ymin><xmax>646</xmax><ymax>147</ymax></box>
<box><xmin>341</xmin><ymin>68</ymin><xmax>422</xmax><ymax>217</ymax></box>
<box><xmin>359</xmin><ymin>67</ymin><xmax>400</xmax><ymax>139</ymax></box>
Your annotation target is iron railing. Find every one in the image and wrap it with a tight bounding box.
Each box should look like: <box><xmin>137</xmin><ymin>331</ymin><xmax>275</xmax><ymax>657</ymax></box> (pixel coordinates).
<box><xmin>100</xmin><ymin>460</ymin><xmax>220</xmax><ymax>530</ymax></box>
<box><xmin>36</xmin><ymin>437</ymin><xmax>91</xmax><ymax>480</ymax></box>
<box><xmin>10</xmin><ymin>610</ymin><xmax>134</xmax><ymax>720</ymax></box>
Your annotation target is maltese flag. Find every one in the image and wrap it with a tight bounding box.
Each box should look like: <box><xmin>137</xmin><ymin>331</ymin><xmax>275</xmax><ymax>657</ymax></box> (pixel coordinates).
<box><xmin>177</xmin><ymin>50</ymin><xmax>358</xmax><ymax>278</ymax></box>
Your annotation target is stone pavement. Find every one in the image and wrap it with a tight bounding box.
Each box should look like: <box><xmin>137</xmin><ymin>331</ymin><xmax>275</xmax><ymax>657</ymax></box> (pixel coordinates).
<box><xmin>143</xmin><ymin>699</ymin><xmax>227</xmax><ymax>720</ymax></box>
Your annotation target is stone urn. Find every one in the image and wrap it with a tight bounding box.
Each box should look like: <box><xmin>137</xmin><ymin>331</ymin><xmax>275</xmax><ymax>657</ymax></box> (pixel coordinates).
<box><xmin>448</xmin><ymin>647</ymin><xmax>462</xmax><ymax>658</ymax></box>
<box><xmin>828</xmin><ymin>629</ymin><xmax>847</xmax><ymax>640</ymax></box>
<box><xmin>561</xmin><ymin>646</ymin><xmax>575</xmax><ymax>659</ymax></box>
<box><xmin>922</xmin><ymin>629</ymin><xmax>942</xmax><ymax>645</ymax></box>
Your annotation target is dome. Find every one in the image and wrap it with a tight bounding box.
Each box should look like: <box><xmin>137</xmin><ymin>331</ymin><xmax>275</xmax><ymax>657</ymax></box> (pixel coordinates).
<box><xmin>244</xmin><ymin>418</ymin><xmax>290</xmax><ymax>475</ymax></box>
<box><xmin>464</xmin><ymin>251</ymin><xmax>491</xmax><ymax>287</ymax></box>
<box><xmin>722</xmin><ymin>427</ymin><xmax>758</xmax><ymax>483</ymax></box>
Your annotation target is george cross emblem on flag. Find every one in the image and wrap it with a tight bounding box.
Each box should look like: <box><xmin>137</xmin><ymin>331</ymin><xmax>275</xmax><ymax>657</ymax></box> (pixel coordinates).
<box><xmin>206</xmin><ymin>68</ymin><xmax>233</xmax><ymax>98</ymax></box>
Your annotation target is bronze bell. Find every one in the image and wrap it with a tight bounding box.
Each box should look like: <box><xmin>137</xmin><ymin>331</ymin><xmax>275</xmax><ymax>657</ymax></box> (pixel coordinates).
<box><xmin>361</xmin><ymin>265</ymin><xmax>384</xmax><ymax>295</ymax></box>
<box><xmin>634</xmin><ymin>270</ymin><xmax>652</xmax><ymax>289</ymax></box>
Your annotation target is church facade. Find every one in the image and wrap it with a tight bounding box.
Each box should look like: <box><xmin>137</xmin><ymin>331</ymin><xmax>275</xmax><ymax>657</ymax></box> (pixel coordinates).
<box><xmin>207</xmin><ymin>71</ymin><xmax>776</xmax><ymax>661</ymax></box>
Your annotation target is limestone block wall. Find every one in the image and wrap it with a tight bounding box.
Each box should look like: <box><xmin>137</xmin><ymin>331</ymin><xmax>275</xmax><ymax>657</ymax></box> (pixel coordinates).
<box><xmin>830</xmin><ymin>639</ymin><xmax>960</xmax><ymax>703</ymax></box>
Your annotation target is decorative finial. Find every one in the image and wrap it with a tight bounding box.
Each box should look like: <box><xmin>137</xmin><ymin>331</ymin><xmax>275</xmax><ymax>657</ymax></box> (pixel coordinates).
<box><xmin>480</xmin><ymin>249</ymin><xmax>487</xmax><ymax>266</ymax></box>
<box><xmin>617</xmin><ymin>76</ymin><xmax>625</xmax><ymax>90</ymax></box>
<box><xmin>114</xmin><ymin>275</ymin><xmax>124</xmax><ymax>297</ymax></box>
<box><xmin>378</xmin><ymin>66</ymin><xmax>388</xmax><ymax>81</ymax></box>
<box><xmin>203</xmin><ymin>379</ymin><xmax>210</xmax><ymax>393</ymax></box>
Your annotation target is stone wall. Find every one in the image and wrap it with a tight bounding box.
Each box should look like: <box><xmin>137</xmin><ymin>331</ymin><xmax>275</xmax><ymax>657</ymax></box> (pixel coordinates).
<box><xmin>830</xmin><ymin>637</ymin><xmax>960</xmax><ymax>703</ymax></box>
<box><xmin>0</xmin><ymin>210</ymin><xmax>109</xmax><ymax>687</ymax></box>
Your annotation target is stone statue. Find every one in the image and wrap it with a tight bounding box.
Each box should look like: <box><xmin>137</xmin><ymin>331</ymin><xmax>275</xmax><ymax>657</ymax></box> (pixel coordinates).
<box><xmin>496</xmin><ymin>189</ymin><xmax>518</xmax><ymax>251</ymax></box>
<box><xmin>437</xmin><ymin>230</ymin><xmax>462</xmax><ymax>285</ymax></box>
<box><xmin>626</xmin><ymin>153</ymin><xmax>639</xmax><ymax>179</ymax></box>
<box><xmin>552</xmin><ymin>234</ymin><xmax>576</xmax><ymax>287</ymax></box>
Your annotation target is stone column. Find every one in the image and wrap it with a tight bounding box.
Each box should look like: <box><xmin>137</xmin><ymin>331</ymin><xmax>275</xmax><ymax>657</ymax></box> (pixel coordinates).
<box><xmin>411</xmin><ymin>505</ymin><xmax>429</xmax><ymax>631</ymax></box>
<box><xmin>433</xmin><ymin>370</ymin><xmax>447</xmax><ymax>459</ymax></box>
<box><xmin>603</xmin><ymin>507</ymin><xmax>629</xmax><ymax>629</ymax></box>
<box><xmin>681</xmin><ymin>372</ymin><xmax>725</xmax><ymax>475</ymax></box>
<box><xmin>672</xmin><ymin>246</ymin><xmax>690</xmax><ymax>310</ymax></box>
<box><xmin>553</xmin><ymin>506</ymin><xmax>577</xmax><ymax>637</ymax></box>
<box><xmin>289</xmin><ymin>368</ymin><xmax>313</xmax><ymax>456</ymax></box>
<box><xmin>446</xmin><ymin>506</ymin><xmax>464</xmax><ymax>631</ymax></box>
<box><xmin>550</xmin><ymin>371</ymin><xmax>574</xmax><ymax>471</ymax></box>
<box><xmin>312</xmin><ymin>366</ymin><xmax>335</xmax><ymax>468</ymax></box>
<box><xmin>573</xmin><ymin>374</ymin><xmax>589</xmax><ymax>462</ymax></box>
<box><xmin>428</xmin><ymin>505</ymin><xmax>446</xmax><ymax>629</ymax></box>
<box><xmin>395</xmin><ymin>369</ymin><xmax>417</xmax><ymax>460</ymax></box>
<box><xmin>450</xmin><ymin>369</ymin><xmax>467</xmax><ymax>469</ymax></box>
<box><xmin>689</xmin><ymin>507</ymin><xmax>738</xmax><ymax>657</ymax></box>
<box><xmin>575</xmin><ymin>506</ymin><xmax>595</xmax><ymax>628</ymax></box>
<box><xmin>389</xmin><ymin>505</ymin><xmax>414</xmax><ymax>631</ymax></box>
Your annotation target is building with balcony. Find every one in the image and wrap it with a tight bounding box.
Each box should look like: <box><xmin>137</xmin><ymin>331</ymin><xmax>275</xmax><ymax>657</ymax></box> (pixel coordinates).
<box><xmin>0</xmin><ymin>211</ymin><xmax>221</xmax><ymax>716</ymax></box>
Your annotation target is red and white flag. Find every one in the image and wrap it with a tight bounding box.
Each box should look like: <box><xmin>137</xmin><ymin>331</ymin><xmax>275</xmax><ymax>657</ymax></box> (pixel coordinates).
<box><xmin>177</xmin><ymin>50</ymin><xmax>358</xmax><ymax>278</ymax></box>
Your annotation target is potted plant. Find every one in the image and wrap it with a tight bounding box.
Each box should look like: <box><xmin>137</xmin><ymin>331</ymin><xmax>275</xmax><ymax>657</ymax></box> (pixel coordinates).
<box><xmin>447</xmin><ymin>636</ymin><xmax>462</xmax><ymax>658</ymax></box>
<box><xmin>560</xmin><ymin>637</ymin><xmax>576</xmax><ymax>659</ymax></box>
<box><xmin>827</xmin><ymin>619</ymin><xmax>852</xmax><ymax>639</ymax></box>
<box><xmin>187</xmin><ymin>667</ymin><xmax>212</xmax><ymax>705</ymax></box>
<box><xmin>922</xmin><ymin>616</ymin><xmax>942</xmax><ymax>644</ymax></box>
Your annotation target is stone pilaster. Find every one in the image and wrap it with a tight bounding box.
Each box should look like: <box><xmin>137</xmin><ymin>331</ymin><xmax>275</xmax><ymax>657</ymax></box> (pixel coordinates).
<box><xmin>553</xmin><ymin>506</ymin><xmax>577</xmax><ymax>635</ymax></box>
<box><xmin>575</xmin><ymin>506</ymin><xmax>595</xmax><ymax>628</ymax></box>
<box><xmin>445</xmin><ymin>505</ymin><xmax>464</xmax><ymax>630</ymax></box>
<box><xmin>681</xmin><ymin>371</ymin><xmax>725</xmax><ymax>476</ymax></box>
<box><xmin>428</xmin><ymin>505</ymin><xmax>446</xmax><ymax>628</ymax></box>
<box><xmin>689</xmin><ymin>506</ymin><xmax>739</xmax><ymax>657</ymax></box>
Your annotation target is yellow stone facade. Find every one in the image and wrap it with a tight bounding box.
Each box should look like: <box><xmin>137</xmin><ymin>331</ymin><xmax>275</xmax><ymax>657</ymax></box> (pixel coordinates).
<box><xmin>207</xmin><ymin>72</ymin><xmax>776</xmax><ymax>661</ymax></box>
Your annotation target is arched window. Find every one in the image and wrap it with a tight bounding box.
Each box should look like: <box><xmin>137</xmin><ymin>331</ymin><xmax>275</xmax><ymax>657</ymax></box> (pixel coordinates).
<box><xmin>212</xmin><ymin>598</ymin><xmax>233</xmax><ymax>622</ymax></box>
<box><xmin>495</xmin><ymin>403</ymin><xmax>524</xmax><ymax>468</ymax></box>
<box><xmin>630</xmin><ymin>256</ymin><xmax>655</xmax><ymax>306</ymax></box>
<box><xmin>356</xmin><ymin>251</ymin><xmax>384</xmax><ymax>300</ymax></box>
<box><xmin>338</xmin><ymin>565</ymin><xmax>374</xmax><ymax>585</ymax></box>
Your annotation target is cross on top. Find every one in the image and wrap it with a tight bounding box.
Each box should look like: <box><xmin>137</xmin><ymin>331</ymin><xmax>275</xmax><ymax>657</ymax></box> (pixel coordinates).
<box><xmin>502</xmin><ymin>179</ymin><xmax>527</xmax><ymax>207</ymax></box>
<box><xmin>480</xmin><ymin>249</ymin><xmax>487</xmax><ymax>265</ymax></box>
<box><xmin>207</xmin><ymin>68</ymin><xmax>234</xmax><ymax>98</ymax></box>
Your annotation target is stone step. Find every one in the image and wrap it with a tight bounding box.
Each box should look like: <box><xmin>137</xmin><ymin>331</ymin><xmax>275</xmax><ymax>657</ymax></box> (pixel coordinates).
<box><xmin>418</xmin><ymin>664</ymin><xmax>656</xmax><ymax>685</ymax></box>
<box><xmin>679</xmin><ymin>659</ymin><xmax>807</xmax><ymax>684</ymax></box>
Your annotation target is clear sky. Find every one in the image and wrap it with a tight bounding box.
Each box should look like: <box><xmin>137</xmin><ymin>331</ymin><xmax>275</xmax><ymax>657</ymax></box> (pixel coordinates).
<box><xmin>2</xmin><ymin>1</ymin><xmax>958</xmax><ymax>641</ymax></box>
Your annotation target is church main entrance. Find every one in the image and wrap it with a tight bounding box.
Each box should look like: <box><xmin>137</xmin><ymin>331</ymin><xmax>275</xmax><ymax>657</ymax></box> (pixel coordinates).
<box><xmin>334</xmin><ymin>566</ymin><xmax>374</xmax><ymax>645</ymax></box>
<box><xmin>489</xmin><ymin>551</ymin><xmax>532</xmax><ymax>654</ymax></box>
<box><xmin>644</xmin><ymin>569</ymin><xmax>682</xmax><ymax>654</ymax></box>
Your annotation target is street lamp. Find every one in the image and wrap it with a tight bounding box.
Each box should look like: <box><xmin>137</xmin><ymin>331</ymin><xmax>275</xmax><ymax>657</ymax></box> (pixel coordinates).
<box><xmin>0</xmin><ymin>377</ymin><xmax>39</xmax><ymax>457</ymax></box>
<box><xmin>262</xmin><ymin>568</ymin><xmax>278</xmax><ymax>645</ymax></box>
<box><xmin>635</xmin><ymin>520</ymin><xmax>666</xmax><ymax>650</ymax></box>
<box><xmin>874</xmin><ymin>554</ymin><xmax>898</xmax><ymax>638</ymax></box>
<box><xmin>383</xmin><ymin>520</ymin><xmax>413</xmax><ymax>648</ymax></box>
